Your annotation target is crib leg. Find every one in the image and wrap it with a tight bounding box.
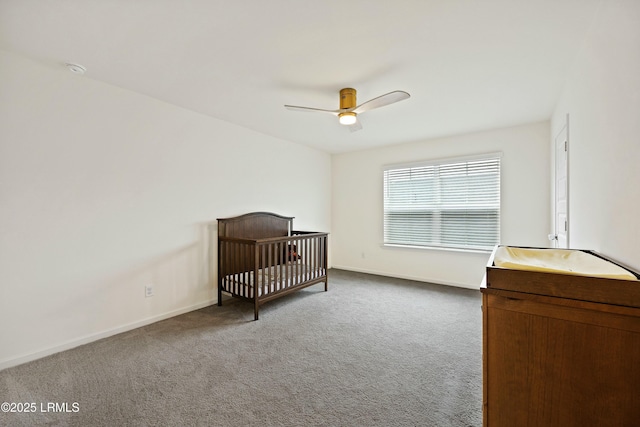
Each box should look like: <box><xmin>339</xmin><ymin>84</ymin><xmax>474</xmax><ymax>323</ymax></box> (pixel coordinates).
<box><xmin>218</xmin><ymin>283</ymin><xmax>222</xmax><ymax>306</ymax></box>
<box><xmin>254</xmin><ymin>302</ymin><xmax>259</xmax><ymax>321</ymax></box>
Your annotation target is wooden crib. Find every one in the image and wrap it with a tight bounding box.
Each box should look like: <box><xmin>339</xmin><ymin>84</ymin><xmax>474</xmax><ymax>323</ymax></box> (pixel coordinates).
<box><xmin>217</xmin><ymin>212</ymin><xmax>328</xmax><ymax>320</ymax></box>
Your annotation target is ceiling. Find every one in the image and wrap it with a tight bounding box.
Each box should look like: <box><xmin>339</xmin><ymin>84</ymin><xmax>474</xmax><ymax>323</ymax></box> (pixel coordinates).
<box><xmin>0</xmin><ymin>0</ymin><xmax>602</xmax><ymax>153</ymax></box>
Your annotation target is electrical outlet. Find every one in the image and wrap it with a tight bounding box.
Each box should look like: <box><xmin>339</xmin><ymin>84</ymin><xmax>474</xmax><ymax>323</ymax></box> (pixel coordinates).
<box><xmin>145</xmin><ymin>285</ymin><xmax>154</xmax><ymax>298</ymax></box>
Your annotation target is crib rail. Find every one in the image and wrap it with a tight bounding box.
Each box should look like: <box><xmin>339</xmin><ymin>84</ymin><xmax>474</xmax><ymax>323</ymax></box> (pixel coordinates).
<box><xmin>256</xmin><ymin>232</ymin><xmax>328</xmax><ymax>299</ymax></box>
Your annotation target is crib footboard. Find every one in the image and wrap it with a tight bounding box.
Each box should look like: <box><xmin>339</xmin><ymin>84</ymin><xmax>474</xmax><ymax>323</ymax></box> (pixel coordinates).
<box><xmin>218</xmin><ymin>231</ymin><xmax>328</xmax><ymax>320</ymax></box>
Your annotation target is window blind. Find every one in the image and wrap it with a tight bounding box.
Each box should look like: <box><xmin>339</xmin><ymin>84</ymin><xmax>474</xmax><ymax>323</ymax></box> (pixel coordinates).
<box><xmin>383</xmin><ymin>155</ymin><xmax>500</xmax><ymax>251</ymax></box>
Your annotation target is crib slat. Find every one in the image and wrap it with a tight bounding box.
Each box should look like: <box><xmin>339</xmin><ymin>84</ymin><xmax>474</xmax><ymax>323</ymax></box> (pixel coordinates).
<box><xmin>237</xmin><ymin>243</ymin><xmax>242</xmax><ymax>297</ymax></box>
<box><xmin>312</xmin><ymin>236</ymin><xmax>317</xmax><ymax>277</ymax></box>
<box><xmin>248</xmin><ymin>243</ymin><xmax>251</xmax><ymax>296</ymax></box>
<box><xmin>283</xmin><ymin>241</ymin><xmax>287</xmax><ymax>291</ymax></box>
<box><xmin>320</xmin><ymin>237</ymin><xmax>323</xmax><ymax>275</ymax></box>
<box><xmin>234</xmin><ymin>246</ymin><xmax>239</xmax><ymax>296</ymax></box>
<box><xmin>321</xmin><ymin>237</ymin><xmax>324</xmax><ymax>273</ymax></box>
<box><xmin>305</xmin><ymin>238</ymin><xmax>310</xmax><ymax>282</ymax></box>
<box><xmin>318</xmin><ymin>236</ymin><xmax>321</xmax><ymax>276</ymax></box>
<box><xmin>268</xmin><ymin>242</ymin><xmax>273</xmax><ymax>296</ymax></box>
<box><xmin>248</xmin><ymin>243</ymin><xmax>252</xmax><ymax>297</ymax></box>
<box><xmin>273</xmin><ymin>242</ymin><xmax>284</xmax><ymax>292</ymax></box>
<box><xmin>261</xmin><ymin>244</ymin><xmax>266</xmax><ymax>299</ymax></box>
<box><xmin>309</xmin><ymin>237</ymin><xmax>314</xmax><ymax>279</ymax></box>
<box><xmin>283</xmin><ymin>240</ymin><xmax>287</xmax><ymax>290</ymax></box>
<box><xmin>230</xmin><ymin>241</ymin><xmax>235</xmax><ymax>296</ymax></box>
<box><xmin>280</xmin><ymin>242</ymin><xmax>291</xmax><ymax>289</ymax></box>
<box><xmin>312</xmin><ymin>236</ymin><xmax>316</xmax><ymax>279</ymax></box>
<box><xmin>241</xmin><ymin>243</ymin><xmax>245</xmax><ymax>297</ymax></box>
<box><xmin>254</xmin><ymin>244</ymin><xmax>259</xmax><ymax>319</ymax></box>
<box><xmin>238</xmin><ymin>243</ymin><xmax>242</xmax><ymax>297</ymax></box>
<box><xmin>263</xmin><ymin>243</ymin><xmax>268</xmax><ymax>297</ymax></box>
<box><xmin>229</xmin><ymin>241</ymin><xmax>233</xmax><ymax>292</ymax></box>
<box><xmin>301</xmin><ymin>238</ymin><xmax>306</xmax><ymax>282</ymax></box>
<box><xmin>308</xmin><ymin>237</ymin><xmax>312</xmax><ymax>279</ymax></box>
<box><xmin>312</xmin><ymin>237</ymin><xmax>316</xmax><ymax>278</ymax></box>
<box><xmin>239</xmin><ymin>243</ymin><xmax>243</xmax><ymax>297</ymax></box>
<box><xmin>315</xmin><ymin>237</ymin><xmax>319</xmax><ymax>277</ymax></box>
<box><xmin>293</xmin><ymin>237</ymin><xmax>298</xmax><ymax>286</ymax></box>
<box><xmin>279</xmin><ymin>241</ymin><xmax>284</xmax><ymax>292</ymax></box>
<box><xmin>242</xmin><ymin>243</ymin><xmax>246</xmax><ymax>297</ymax></box>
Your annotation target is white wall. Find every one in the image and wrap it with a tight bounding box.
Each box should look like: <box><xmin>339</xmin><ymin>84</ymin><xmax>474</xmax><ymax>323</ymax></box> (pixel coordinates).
<box><xmin>551</xmin><ymin>0</ymin><xmax>640</xmax><ymax>271</ymax></box>
<box><xmin>0</xmin><ymin>51</ymin><xmax>331</xmax><ymax>369</ymax></box>
<box><xmin>332</xmin><ymin>122</ymin><xmax>550</xmax><ymax>289</ymax></box>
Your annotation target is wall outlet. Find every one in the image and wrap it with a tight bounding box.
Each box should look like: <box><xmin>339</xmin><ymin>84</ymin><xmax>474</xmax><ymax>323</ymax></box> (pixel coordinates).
<box><xmin>145</xmin><ymin>285</ymin><xmax>155</xmax><ymax>298</ymax></box>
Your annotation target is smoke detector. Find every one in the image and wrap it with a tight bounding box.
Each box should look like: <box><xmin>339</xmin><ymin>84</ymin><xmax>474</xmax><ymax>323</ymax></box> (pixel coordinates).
<box><xmin>65</xmin><ymin>63</ymin><xmax>86</xmax><ymax>74</ymax></box>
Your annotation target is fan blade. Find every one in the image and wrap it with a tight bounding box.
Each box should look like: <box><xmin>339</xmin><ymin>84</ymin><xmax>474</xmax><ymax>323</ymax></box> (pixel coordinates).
<box><xmin>352</xmin><ymin>90</ymin><xmax>410</xmax><ymax>114</ymax></box>
<box><xmin>347</xmin><ymin>118</ymin><xmax>363</xmax><ymax>132</ymax></box>
<box><xmin>284</xmin><ymin>105</ymin><xmax>340</xmax><ymax>115</ymax></box>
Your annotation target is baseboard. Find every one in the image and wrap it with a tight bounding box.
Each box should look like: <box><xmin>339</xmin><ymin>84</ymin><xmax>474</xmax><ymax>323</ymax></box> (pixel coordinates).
<box><xmin>0</xmin><ymin>298</ymin><xmax>217</xmax><ymax>372</ymax></box>
<box><xmin>329</xmin><ymin>265</ymin><xmax>478</xmax><ymax>290</ymax></box>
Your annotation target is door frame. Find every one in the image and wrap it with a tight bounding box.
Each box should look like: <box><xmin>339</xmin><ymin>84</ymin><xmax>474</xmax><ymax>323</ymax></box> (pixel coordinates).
<box><xmin>552</xmin><ymin>114</ymin><xmax>569</xmax><ymax>248</ymax></box>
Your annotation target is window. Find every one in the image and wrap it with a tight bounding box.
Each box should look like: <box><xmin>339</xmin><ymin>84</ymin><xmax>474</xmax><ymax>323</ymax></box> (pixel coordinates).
<box><xmin>383</xmin><ymin>154</ymin><xmax>500</xmax><ymax>251</ymax></box>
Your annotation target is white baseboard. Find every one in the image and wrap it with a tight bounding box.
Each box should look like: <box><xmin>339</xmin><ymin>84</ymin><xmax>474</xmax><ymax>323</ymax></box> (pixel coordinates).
<box><xmin>0</xmin><ymin>298</ymin><xmax>217</xmax><ymax>372</ymax></box>
<box><xmin>329</xmin><ymin>265</ymin><xmax>479</xmax><ymax>290</ymax></box>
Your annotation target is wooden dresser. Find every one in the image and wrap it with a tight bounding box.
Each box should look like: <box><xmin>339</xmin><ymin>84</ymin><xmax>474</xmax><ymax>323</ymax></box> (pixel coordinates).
<box><xmin>481</xmin><ymin>246</ymin><xmax>640</xmax><ymax>427</ymax></box>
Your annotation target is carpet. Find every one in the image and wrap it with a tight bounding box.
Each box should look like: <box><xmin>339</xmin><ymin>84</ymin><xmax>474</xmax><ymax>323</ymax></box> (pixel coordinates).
<box><xmin>0</xmin><ymin>269</ymin><xmax>482</xmax><ymax>426</ymax></box>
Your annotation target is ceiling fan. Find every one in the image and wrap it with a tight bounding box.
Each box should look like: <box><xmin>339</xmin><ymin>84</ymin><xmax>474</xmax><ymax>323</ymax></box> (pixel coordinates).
<box><xmin>285</xmin><ymin>88</ymin><xmax>410</xmax><ymax>132</ymax></box>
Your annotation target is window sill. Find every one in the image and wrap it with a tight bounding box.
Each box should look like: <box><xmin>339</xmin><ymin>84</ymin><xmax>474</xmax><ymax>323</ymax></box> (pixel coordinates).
<box><xmin>382</xmin><ymin>243</ymin><xmax>492</xmax><ymax>255</ymax></box>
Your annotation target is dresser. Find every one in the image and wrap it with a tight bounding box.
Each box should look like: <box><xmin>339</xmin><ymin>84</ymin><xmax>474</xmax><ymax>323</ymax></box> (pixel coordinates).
<box><xmin>481</xmin><ymin>246</ymin><xmax>640</xmax><ymax>427</ymax></box>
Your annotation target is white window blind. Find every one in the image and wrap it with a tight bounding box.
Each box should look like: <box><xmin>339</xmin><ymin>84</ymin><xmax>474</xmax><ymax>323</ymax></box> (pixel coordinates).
<box><xmin>383</xmin><ymin>154</ymin><xmax>500</xmax><ymax>251</ymax></box>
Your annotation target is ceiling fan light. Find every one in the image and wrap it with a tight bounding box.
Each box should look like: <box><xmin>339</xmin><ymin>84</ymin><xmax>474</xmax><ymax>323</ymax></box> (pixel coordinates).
<box><xmin>339</xmin><ymin>112</ymin><xmax>357</xmax><ymax>125</ymax></box>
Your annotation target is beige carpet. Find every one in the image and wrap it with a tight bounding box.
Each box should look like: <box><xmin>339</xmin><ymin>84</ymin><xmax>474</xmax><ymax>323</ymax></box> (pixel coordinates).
<box><xmin>0</xmin><ymin>269</ymin><xmax>482</xmax><ymax>426</ymax></box>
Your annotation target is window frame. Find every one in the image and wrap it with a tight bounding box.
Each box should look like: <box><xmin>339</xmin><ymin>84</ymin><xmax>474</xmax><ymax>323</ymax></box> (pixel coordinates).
<box><xmin>382</xmin><ymin>152</ymin><xmax>502</xmax><ymax>253</ymax></box>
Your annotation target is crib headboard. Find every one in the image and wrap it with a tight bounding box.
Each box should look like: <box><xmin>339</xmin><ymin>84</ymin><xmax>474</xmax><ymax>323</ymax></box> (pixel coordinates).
<box><xmin>217</xmin><ymin>212</ymin><xmax>293</xmax><ymax>239</ymax></box>
<box><xmin>217</xmin><ymin>212</ymin><xmax>295</xmax><ymax>278</ymax></box>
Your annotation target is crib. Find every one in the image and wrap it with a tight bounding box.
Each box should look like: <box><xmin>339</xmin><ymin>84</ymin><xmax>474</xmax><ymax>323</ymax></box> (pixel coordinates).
<box><xmin>217</xmin><ymin>212</ymin><xmax>328</xmax><ymax>320</ymax></box>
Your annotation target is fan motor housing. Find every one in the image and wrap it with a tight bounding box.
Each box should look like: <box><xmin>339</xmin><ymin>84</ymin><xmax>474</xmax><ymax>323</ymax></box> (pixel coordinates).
<box><xmin>340</xmin><ymin>88</ymin><xmax>357</xmax><ymax>109</ymax></box>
